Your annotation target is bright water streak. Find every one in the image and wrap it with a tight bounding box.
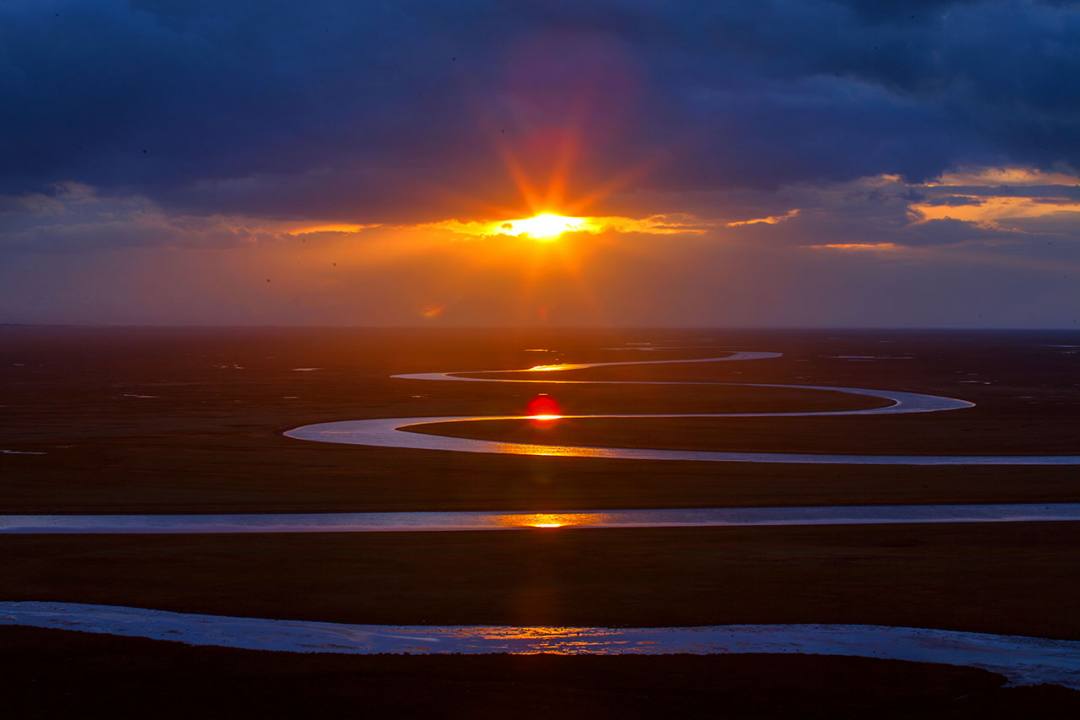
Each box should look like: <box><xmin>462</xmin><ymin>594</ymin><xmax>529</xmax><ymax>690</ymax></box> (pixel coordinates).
<box><xmin>2</xmin><ymin>602</ymin><xmax>1078</xmax><ymax>689</ymax></box>
<box><xmin>3</xmin><ymin>503</ymin><xmax>1080</xmax><ymax>534</ymax></box>
<box><xmin>287</xmin><ymin>352</ymin><xmax>1080</xmax><ymax>465</ymax></box>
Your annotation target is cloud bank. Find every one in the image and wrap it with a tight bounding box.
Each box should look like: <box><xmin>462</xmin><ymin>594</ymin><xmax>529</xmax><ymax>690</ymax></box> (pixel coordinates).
<box><xmin>1</xmin><ymin>1</ymin><xmax>1079</xmax><ymax>326</ymax></box>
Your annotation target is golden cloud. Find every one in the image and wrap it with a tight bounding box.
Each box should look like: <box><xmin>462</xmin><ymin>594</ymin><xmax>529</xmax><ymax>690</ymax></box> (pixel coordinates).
<box><xmin>725</xmin><ymin>209</ymin><xmax>800</xmax><ymax>228</ymax></box>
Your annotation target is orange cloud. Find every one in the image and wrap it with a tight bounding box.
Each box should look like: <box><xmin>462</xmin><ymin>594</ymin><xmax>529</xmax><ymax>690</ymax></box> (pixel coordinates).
<box><xmin>423</xmin><ymin>213</ymin><xmax>707</xmax><ymax>237</ymax></box>
<box><xmin>725</xmin><ymin>209</ymin><xmax>800</xmax><ymax>227</ymax></box>
<box><xmin>287</xmin><ymin>223</ymin><xmax>380</xmax><ymax>236</ymax></box>
<box><xmin>909</xmin><ymin>166</ymin><xmax>1080</xmax><ymax>230</ymax></box>
<box><xmin>810</xmin><ymin>242</ymin><xmax>900</xmax><ymax>252</ymax></box>
<box><xmin>910</xmin><ymin>196</ymin><xmax>1080</xmax><ymax>227</ymax></box>
<box><xmin>926</xmin><ymin>167</ymin><xmax>1080</xmax><ymax>187</ymax></box>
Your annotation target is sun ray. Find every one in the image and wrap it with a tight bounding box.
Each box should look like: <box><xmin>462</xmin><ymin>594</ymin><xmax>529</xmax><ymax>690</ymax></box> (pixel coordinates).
<box><xmin>563</xmin><ymin>153</ymin><xmax>664</xmax><ymax>216</ymax></box>
<box><xmin>496</xmin><ymin>141</ymin><xmax>544</xmax><ymax>212</ymax></box>
<box><xmin>542</xmin><ymin>128</ymin><xmax>582</xmax><ymax>211</ymax></box>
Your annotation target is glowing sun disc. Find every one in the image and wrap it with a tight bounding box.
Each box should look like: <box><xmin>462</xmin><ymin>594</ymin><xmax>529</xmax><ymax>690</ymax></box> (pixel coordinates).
<box><xmin>504</xmin><ymin>212</ymin><xmax>585</xmax><ymax>241</ymax></box>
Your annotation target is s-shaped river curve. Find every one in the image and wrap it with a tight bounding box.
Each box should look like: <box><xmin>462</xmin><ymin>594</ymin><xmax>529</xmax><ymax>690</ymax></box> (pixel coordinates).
<box><xmin>285</xmin><ymin>351</ymin><xmax>1080</xmax><ymax>465</ymax></box>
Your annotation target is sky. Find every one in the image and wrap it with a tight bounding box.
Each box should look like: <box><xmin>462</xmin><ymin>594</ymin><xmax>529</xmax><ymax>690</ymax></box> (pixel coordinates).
<box><xmin>2</xmin><ymin>0</ymin><xmax>1080</xmax><ymax>327</ymax></box>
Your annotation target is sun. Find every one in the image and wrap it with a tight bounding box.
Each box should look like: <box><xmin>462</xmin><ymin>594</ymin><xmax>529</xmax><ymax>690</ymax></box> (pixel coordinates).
<box><xmin>503</xmin><ymin>212</ymin><xmax>586</xmax><ymax>241</ymax></box>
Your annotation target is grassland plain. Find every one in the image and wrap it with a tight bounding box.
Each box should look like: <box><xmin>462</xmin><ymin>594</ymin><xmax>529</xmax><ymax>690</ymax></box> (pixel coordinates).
<box><xmin>3</xmin><ymin>327</ymin><xmax>1079</xmax><ymax>716</ymax></box>
<box><xmin>3</xmin><ymin>327</ymin><xmax>1080</xmax><ymax>513</ymax></box>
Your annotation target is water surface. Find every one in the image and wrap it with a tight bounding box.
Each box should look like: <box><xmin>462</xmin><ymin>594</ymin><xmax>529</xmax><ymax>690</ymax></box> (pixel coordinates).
<box><xmin>3</xmin><ymin>503</ymin><xmax>1079</xmax><ymax>534</ymax></box>
<box><xmin>3</xmin><ymin>602</ymin><xmax>1077</xmax><ymax>689</ymax></box>
<box><xmin>287</xmin><ymin>352</ymin><xmax>1080</xmax><ymax>465</ymax></box>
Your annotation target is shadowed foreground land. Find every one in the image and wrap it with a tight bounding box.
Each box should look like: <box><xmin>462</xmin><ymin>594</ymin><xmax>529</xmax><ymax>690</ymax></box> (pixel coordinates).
<box><xmin>4</xmin><ymin>327</ymin><xmax>1080</xmax><ymax>513</ymax></box>
<box><xmin>4</xmin><ymin>328</ymin><xmax>1080</xmax><ymax>714</ymax></box>
<box><xmin>6</xmin><ymin>627</ymin><xmax>1080</xmax><ymax>719</ymax></box>
<box><xmin>4</xmin><ymin>523</ymin><xmax>1080</xmax><ymax>638</ymax></box>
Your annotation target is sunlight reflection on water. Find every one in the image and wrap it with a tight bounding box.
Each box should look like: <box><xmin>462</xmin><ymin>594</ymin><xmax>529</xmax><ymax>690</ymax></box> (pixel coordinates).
<box><xmin>279</xmin><ymin>353</ymin><xmax>1080</xmax><ymax>466</ymax></box>
<box><xmin>494</xmin><ymin>513</ymin><xmax>607</xmax><ymax>529</ymax></box>
<box><xmin>3</xmin><ymin>602</ymin><xmax>1078</xmax><ymax>688</ymax></box>
<box><xmin>4</xmin><ymin>504</ymin><xmax>1080</xmax><ymax>534</ymax></box>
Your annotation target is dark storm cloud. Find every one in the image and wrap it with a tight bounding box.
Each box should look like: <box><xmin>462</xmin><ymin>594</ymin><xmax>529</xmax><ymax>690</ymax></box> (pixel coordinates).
<box><xmin>2</xmin><ymin>0</ymin><xmax>1079</xmax><ymax>225</ymax></box>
